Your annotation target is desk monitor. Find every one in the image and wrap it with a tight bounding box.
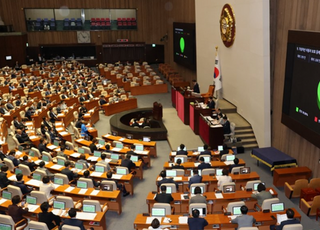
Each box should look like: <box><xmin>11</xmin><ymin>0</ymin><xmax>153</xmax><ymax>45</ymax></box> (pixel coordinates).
<box><xmin>116</xmin><ymin>168</ymin><xmax>127</xmax><ymax>175</ymax></box>
<box><xmin>151</xmin><ymin>208</ymin><xmax>166</xmax><ymax>217</ymax></box>
<box><xmin>95</xmin><ymin>165</ymin><xmax>105</xmax><ymax>173</ymax></box>
<box><xmin>216</xmin><ymin>168</ymin><xmax>223</xmax><ymax>176</ymax></box>
<box><xmin>102</xmin><ymin>79</ymin><xmax>108</xmax><ymax>85</ymax></box>
<box><xmin>130</xmin><ymin>155</ymin><xmax>138</xmax><ymax>162</ymax></box>
<box><xmin>126</xmin><ymin>134</ymin><xmax>133</xmax><ymax>139</ymax></box>
<box><xmin>54</xmin><ymin>177</ymin><xmax>64</xmax><ymax>185</ymax></box>
<box><xmin>135</xmin><ymin>145</ymin><xmax>144</xmax><ymax>151</ymax></box>
<box><xmin>232</xmin><ymin>206</ymin><xmax>242</xmax><ymax>215</ymax></box>
<box><xmin>101</xmin><ymin>184</ymin><xmax>113</xmax><ymax>191</ymax></box>
<box><xmin>240</xmin><ymin>167</ymin><xmax>250</xmax><ymax>174</ymax></box>
<box><xmin>53</xmin><ymin>200</ymin><xmax>66</xmax><ymax>210</ymax></box>
<box><xmin>75</xmin><ymin>162</ymin><xmax>84</xmax><ymax>170</ymax></box>
<box><xmin>57</xmin><ymin>158</ymin><xmax>65</xmax><ymax>166</ymax></box>
<box><xmin>191</xmin><ymin>186</ymin><xmax>204</xmax><ymax>194</ymax></box>
<box><xmin>177</xmin><ymin>146</ymin><xmax>187</xmax><ymax>151</ymax></box>
<box><xmin>143</xmin><ymin>136</ymin><xmax>151</xmax><ymax>142</ymax></box>
<box><xmin>78</xmin><ymin>148</ymin><xmax>85</xmax><ymax>154</ymax></box>
<box><xmin>166</xmin><ymin>186</ymin><xmax>172</xmax><ymax>194</ymax></box>
<box><xmin>53</xmin><ymin>140</ymin><xmax>60</xmax><ymax>147</ymax></box>
<box><xmin>198</xmin><ymin>147</ymin><xmax>204</xmax><ymax>152</ymax></box>
<box><xmin>18</xmin><ymin>146</ymin><xmax>23</xmax><ymax>152</ymax></box>
<box><xmin>226</xmin><ymin>155</ymin><xmax>235</xmax><ymax>161</ymax></box>
<box><xmin>111</xmin><ymin>153</ymin><xmax>120</xmax><ymax>160</ymax></box>
<box><xmin>0</xmin><ymin>223</ymin><xmax>12</xmax><ymax>230</ymax></box>
<box><xmin>77</xmin><ymin>181</ymin><xmax>88</xmax><ymax>189</ymax></box>
<box><xmin>192</xmin><ymin>207</ymin><xmax>206</xmax><ymax>217</ymax></box>
<box><xmin>32</xmin><ymin>173</ymin><xmax>41</xmax><ymax>181</ymax></box>
<box><xmin>93</xmin><ymin>151</ymin><xmax>101</xmax><ymax>157</ymax></box>
<box><xmin>271</xmin><ymin>202</ymin><xmax>285</xmax><ymax>212</ymax></box>
<box><xmin>203</xmin><ymin>156</ymin><xmax>211</xmax><ymax>163</ymax></box>
<box><xmin>15</xmin><ymin>168</ymin><xmax>22</xmax><ymax>175</ymax></box>
<box><xmin>42</xmin><ymin>155</ymin><xmax>49</xmax><ymax>162</ymax></box>
<box><xmin>26</xmin><ymin>195</ymin><xmax>37</xmax><ymax>205</ymax></box>
<box><xmin>166</xmin><ymin>170</ymin><xmax>177</xmax><ymax>177</ymax></box>
<box><xmin>218</xmin><ymin>145</ymin><xmax>224</xmax><ymax>151</ymax></box>
<box><xmin>190</xmin><ymin>169</ymin><xmax>202</xmax><ymax>176</ymax></box>
<box><xmin>223</xmin><ymin>184</ymin><xmax>236</xmax><ymax>193</ymax></box>
<box><xmin>253</xmin><ymin>182</ymin><xmax>265</xmax><ymax>191</ymax></box>
<box><xmin>98</xmin><ymin>139</ymin><xmax>105</xmax><ymax>145</ymax></box>
<box><xmin>115</xmin><ymin>142</ymin><xmax>123</xmax><ymax>149</ymax></box>
<box><xmin>111</xmin><ymin>130</ymin><xmax>118</xmax><ymax>136</ymax></box>
<box><xmin>83</xmin><ymin>204</ymin><xmax>96</xmax><ymax>213</ymax></box>
<box><xmin>174</xmin><ymin>156</ymin><xmax>186</xmax><ymax>163</ymax></box>
<box><xmin>2</xmin><ymin>191</ymin><xmax>11</xmax><ymax>200</ymax></box>
<box><xmin>29</xmin><ymin>150</ymin><xmax>35</xmax><ymax>157</ymax></box>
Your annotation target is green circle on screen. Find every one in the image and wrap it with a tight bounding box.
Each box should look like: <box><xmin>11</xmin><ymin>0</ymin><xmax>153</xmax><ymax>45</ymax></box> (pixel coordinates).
<box><xmin>180</xmin><ymin>37</ymin><xmax>185</xmax><ymax>53</ymax></box>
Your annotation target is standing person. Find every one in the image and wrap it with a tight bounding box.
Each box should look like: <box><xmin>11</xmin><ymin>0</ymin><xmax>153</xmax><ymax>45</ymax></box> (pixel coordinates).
<box><xmin>188</xmin><ymin>209</ymin><xmax>208</xmax><ymax>230</ymax></box>
<box><xmin>231</xmin><ymin>205</ymin><xmax>256</xmax><ymax>229</ymax></box>
<box><xmin>222</xmin><ymin>116</ymin><xmax>231</xmax><ymax>134</ymax></box>
<box><xmin>38</xmin><ymin>202</ymin><xmax>61</xmax><ymax>229</ymax></box>
<box><xmin>192</xmin><ymin>80</ymin><xmax>200</xmax><ymax>93</ymax></box>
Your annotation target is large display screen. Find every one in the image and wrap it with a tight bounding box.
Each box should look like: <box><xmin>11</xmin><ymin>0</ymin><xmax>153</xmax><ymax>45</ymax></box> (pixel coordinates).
<box><xmin>173</xmin><ymin>22</ymin><xmax>196</xmax><ymax>70</ymax></box>
<box><xmin>282</xmin><ymin>30</ymin><xmax>320</xmax><ymax>148</ymax></box>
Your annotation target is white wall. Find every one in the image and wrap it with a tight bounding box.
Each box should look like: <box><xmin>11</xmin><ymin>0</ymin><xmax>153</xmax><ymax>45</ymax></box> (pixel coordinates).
<box><xmin>195</xmin><ymin>0</ymin><xmax>270</xmax><ymax>147</ymax></box>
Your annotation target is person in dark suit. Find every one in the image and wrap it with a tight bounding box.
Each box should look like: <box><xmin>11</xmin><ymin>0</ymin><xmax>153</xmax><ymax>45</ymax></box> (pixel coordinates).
<box><xmin>192</xmin><ymin>80</ymin><xmax>200</xmax><ymax>93</ymax></box>
<box><xmin>229</xmin><ymin>158</ymin><xmax>245</xmax><ymax>173</ymax></box>
<box><xmin>231</xmin><ymin>205</ymin><xmax>256</xmax><ymax>229</ymax></box>
<box><xmin>37</xmin><ymin>98</ymin><xmax>47</xmax><ymax>109</ymax></box>
<box><xmin>89</xmin><ymin>138</ymin><xmax>98</xmax><ymax>153</ymax></box>
<box><xmin>20</xmin><ymin>80</ymin><xmax>27</xmax><ymax>88</ymax></box>
<box><xmin>198</xmin><ymin>157</ymin><xmax>211</xmax><ymax>171</ymax></box>
<box><xmin>59</xmin><ymin>208</ymin><xmax>85</xmax><ymax>230</ymax></box>
<box><xmin>13</xmin><ymin>116</ymin><xmax>25</xmax><ymax>130</ymax></box>
<box><xmin>219</xmin><ymin>144</ymin><xmax>230</xmax><ymax>157</ymax></box>
<box><xmin>199</xmin><ymin>144</ymin><xmax>211</xmax><ymax>156</ymax></box>
<box><xmin>105</xmin><ymin>171</ymin><xmax>129</xmax><ymax>196</ymax></box>
<box><xmin>157</xmin><ymin>170</ymin><xmax>178</xmax><ymax>191</ymax></box>
<box><xmin>0</xmin><ymin>145</ymin><xmax>6</xmax><ymax>161</ymax></box>
<box><xmin>189</xmin><ymin>169</ymin><xmax>202</xmax><ymax>188</ymax></box>
<box><xmin>172</xmin><ymin>158</ymin><xmax>184</xmax><ymax>169</ymax></box>
<box><xmin>188</xmin><ymin>209</ymin><xmax>208</xmax><ymax>230</ymax></box>
<box><xmin>8</xmin><ymin>195</ymin><xmax>29</xmax><ymax>226</ymax></box>
<box><xmin>15</xmin><ymin>96</ymin><xmax>21</xmax><ymax>107</ymax></box>
<box><xmin>99</xmin><ymin>95</ymin><xmax>107</xmax><ymax>105</ymax></box>
<box><xmin>0</xmin><ymin>103</ymin><xmax>8</xmax><ymax>114</ymax></box>
<box><xmin>25</xmin><ymin>107</ymin><xmax>34</xmax><ymax>121</ymax></box>
<box><xmin>0</xmin><ymin>165</ymin><xmax>10</xmax><ymax>188</ymax></box>
<box><xmin>20</xmin><ymin>155</ymin><xmax>37</xmax><ymax>172</ymax></box>
<box><xmin>121</xmin><ymin>153</ymin><xmax>136</xmax><ymax>173</ymax></box>
<box><xmin>223</xmin><ymin>116</ymin><xmax>231</xmax><ymax>134</ymax></box>
<box><xmin>206</xmin><ymin>97</ymin><xmax>216</xmax><ymax>109</ymax></box>
<box><xmin>39</xmin><ymin>201</ymin><xmax>61</xmax><ymax>229</ymax></box>
<box><xmin>13</xmin><ymin>173</ymin><xmax>33</xmax><ymax>195</ymax></box>
<box><xmin>48</xmin><ymin>107</ymin><xmax>58</xmax><ymax>123</ymax></box>
<box><xmin>83</xmin><ymin>170</ymin><xmax>100</xmax><ymax>187</ymax></box>
<box><xmin>61</xmin><ymin>161</ymin><xmax>77</xmax><ymax>183</ymax></box>
<box><xmin>42</xmin><ymin>116</ymin><xmax>52</xmax><ymax>130</ymax></box>
<box><xmin>270</xmin><ymin>208</ymin><xmax>300</xmax><ymax>230</ymax></box>
<box><xmin>38</xmin><ymin>137</ymin><xmax>52</xmax><ymax>154</ymax></box>
<box><xmin>15</xmin><ymin>129</ymin><xmax>34</xmax><ymax>147</ymax></box>
<box><xmin>79</xmin><ymin>93</ymin><xmax>86</xmax><ymax>102</ymax></box>
<box><xmin>7</xmin><ymin>150</ymin><xmax>20</xmax><ymax>166</ymax></box>
<box><xmin>251</xmin><ymin>183</ymin><xmax>273</xmax><ymax>206</ymax></box>
<box><xmin>79</xmin><ymin>103</ymin><xmax>88</xmax><ymax>118</ymax></box>
<box><xmin>130</xmin><ymin>119</ymin><xmax>140</xmax><ymax>128</ymax></box>
<box><xmin>155</xmin><ymin>185</ymin><xmax>174</xmax><ymax>204</ymax></box>
<box><xmin>177</xmin><ymin>144</ymin><xmax>188</xmax><ymax>155</ymax></box>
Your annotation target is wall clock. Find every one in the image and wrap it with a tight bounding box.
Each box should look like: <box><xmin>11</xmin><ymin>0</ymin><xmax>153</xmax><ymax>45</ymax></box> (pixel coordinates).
<box><xmin>77</xmin><ymin>31</ymin><xmax>91</xmax><ymax>43</ymax></box>
<box><xmin>220</xmin><ymin>4</ymin><xmax>236</xmax><ymax>47</ymax></box>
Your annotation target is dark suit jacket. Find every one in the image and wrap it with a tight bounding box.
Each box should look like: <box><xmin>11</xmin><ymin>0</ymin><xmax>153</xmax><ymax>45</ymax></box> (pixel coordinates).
<box><xmin>271</xmin><ymin>218</ymin><xmax>300</xmax><ymax>230</ymax></box>
<box><xmin>177</xmin><ymin>150</ymin><xmax>188</xmax><ymax>156</ymax></box>
<box><xmin>61</xmin><ymin>168</ymin><xmax>75</xmax><ymax>182</ymax></box>
<box><xmin>20</xmin><ymin>161</ymin><xmax>37</xmax><ymax>172</ymax></box>
<box><xmin>207</xmin><ymin>100</ymin><xmax>215</xmax><ymax>109</ymax></box>
<box><xmin>0</xmin><ymin>172</ymin><xmax>10</xmax><ymax>188</ymax></box>
<box><xmin>223</xmin><ymin>120</ymin><xmax>231</xmax><ymax>134</ymax></box>
<box><xmin>121</xmin><ymin>159</ymin><xmax>136</xmax><ymax>172</ymax></box>
<box><xmin>155</xmin><ymin>192</ymin><xmax>174</xmax><ymax>204</ymax></box>
<box><xmin>157</xmin><ymin>178</ymin><xmax>178</xmax><ymax>190</ymax></box>
<box><xmin>0</xmin><ymin>107</ymin><xmax>6</xmax><ymax>114</ymax></box>
<box><xmin>38</xmin><ymin>143</ymin><xmax>50</xmax><ymax>154</ymax></box>
<box><xmin>49</xmin><ymin>111</ymin><xmax>57</xmax><ymax>123</ymax></box>
<box><xmin>39</xmin><ymin>211</ymin><xmax>61</xmax><ymax>229</ymax></box>
<box><xmin>8</xmin><ymin>204</ymin><xmax>28</xmax><ymax>224</ymax></box>
<box><xmin>14</xmin><ymin>120</ymin><xmax>24</xmax><ymax>129</ymax></box>
<box><xmin>198</xmin><ymin>163</ymin><xmax>211</xmax><ymax>170</ymax></box>
<box><xmin>89</xmin><ymin>143</ymin><xmax>98</xmax><ymax>153</ymax></box>
<box><xmin>188</xmin><ymin>217</ymin><xmax>208</xmax><ymax>230</ymax></box>
<box><xmin>193</xmin><ymin>83</ymin><xmax>200</xmax><ymax>93</ymax></box>
<box><xmin>199</xmin><ymin>150</ymin><xmax>211</xmax><ymax>156</ymax></box>
<box><xmin>12</xmin><ymin>181</ymin><xmax>32</xmax><ymax>195</ymax></box>
<box><xmin>59</xmin><ymin>218</ymin><xmax>85</xmax><ymax>230</ymax></box>
<box><xmin>172</xmin><ymin>165</ymin><xmax>184</xmax><ymax>169</ymax></box>
<box><xmin>99</xmin><ymin>99</ymin><xmax>107</xmax><ymax>105</ymax></box>
<box><xmin>189</xmin><ymin>175</ymin><xmax>202</xmax><ymax>188</ymax></box>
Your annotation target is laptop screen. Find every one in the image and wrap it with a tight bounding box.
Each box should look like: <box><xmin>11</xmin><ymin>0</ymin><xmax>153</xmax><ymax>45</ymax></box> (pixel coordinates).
<box><xmin>57</xmin><ymin>158</ymin><xmax>65</xmax><ymax>166</ymax></box>
<box><xmin>77</xmin><ymin>181</ymin><xmax>87</xmax><ymax>189</ymax></box>
<box><xmin>75</xmin><ymin>162</ymin><xmax>84</xmax><ymax>170</ymax></box>
<box><xmin>53</xmin><ymin>201</ymin><xmax>65</xmax><ymax>210</ymax></box>
<box><xmin>151</xmin><ymin>208</ymin><xmax>166</xmax><ymax>217</ymax></box>
<box><xmin>198</xmin><ymin>147</ymin><xmax>204</xmax><ymax>152</ymax></box>
<box><xmin>93</xmin><ymin>151</ymin><xmax>101</xmax><ymax>157</ymax></box>
<box><xmin>232</xmin><ymin>206</ymin><xmax>242</xmax><ymax>215</ymax></box>
<box><xmin>240</xmin><ymin>167</ymin><xmax>250</xmax><ymax>174</ymax></box>
<box><xmin>166</xmin><ymin>186</ymin><xmax>172</xmax><ymax>194</ymax></box>
<box><xmin>143</xmin><ymin>136</ymin><xmax>151</xmax><ymax>142</ymax></box>
<box><xmin>2</xmin><ymin>191</ymin><xmax>11</xmax><ymax>200</ymax></box>
<box><xmin>130</xmin><ymin>155</ymin><xmax>138</xmax><ymax>162</ymax></box>
<box><xmin>203</xmin><ymin>156</ymin><xmax>211</xmax><ymax>163</ymax></box>
<box><xmin>42</xmin><ymin>155</ymin><xmax>49</xmax><ymax>162</ymax></box>
<box><xmin>135</xmin><ymin>145</ymin><xmax>144</xmax><ymax>151</ymax></box>
<box><xmin>191</xmin><ymin>186</ymin><xmax>204</xmax><ymax>194</ymax></box>
<box><xmin>216</xmin><ymin>169</ymin><xmax>223</xmax><ymax>176</ymax></box>
<box><xmin>33</xmin><ymin>173</ymin><xmax>41</xmax><ymax>181</ymax></box>
<box><xmin>166</xmin><ymin>170</ymin><xmax>177</xmax><ymax>177</ymax></box>
<box><xmin>53</xmin><ymin>140</ymin><xmax>60</xmax><ymax>147</ymax></box>
<box><xmin>226</xmin><ymin>155</ymin><xmax>235</xmax><ymax>161</ymax></box>
<box><xmin>98</xmin><ymin>139</ymin><xmax>105</xmax><ymax>145</ymax></box>
<box><xmin>26</xmin><ymin>195</ymin><xmax>37</xmax><ymax>205</ymax></box>
<box><xmin>271</xmin><ymin>203</ymin><xmax>285</xmax><ymax>212</ymax></box>
<box><xmin>54</xmin><ymin>177</ymin><xmax>64</xmax><ymax>185</ymax></box>
<box><xmin>116</xmin><ymin>168</ymin><xmax>127</xmax><ymax>175</ymax></box>
<box><xmin>15</xmin><ymin>168</ymin><xmax>22</xmax><ymax>175</ymax></box>
<box><xmin>190</xmin><ymin>169</ymin><xmax>202</xmax><ymax>176</ymax></box>
<box><xmin>29</xmin><ymin>150</ymin><xmax>35</xmax><ymax>157</ymax></box>
<box><xmin>192</xmin><ymin>207</ymin><xmax>206</xmax><ymax>216</ymax></box>
<box><xmin>253</xmin><ymin>182</ymin><xmax>265</xmax><ymax>191</ymax></box>
<box><xmin>83</xmin><ymin>204</ymin><xmax>96</xmax><ymax>213</ymax></box>
<box><xmin>111</xmin><ymin>154</ymin><xmax>119</xmax><ymax>160</ymax></box>
<box><xmin>115</xmin><ymin>143</ymin><xmax>123</xmax><ymax>149</ymax></box>
<box><xmin>78</xmin><ymin>148</ymin><xmax>85</xmax><ymax>154</ymax></box>
<box><xmin>95</xmin><ymin>165</ymin><xmax>105</xmax><ymax>173</ymax></box>
<box><xmin>0</xmin><ymin>223</ymin><xmax>12</xmax><ymax>230</ymax></box>
<box><xmin>223</xmin><ymin>185</ymin><xmax>235</xmax><ymax>193</ymax></box>
<box><xmin>177</xmin><ymin>146</ymin><xmax>187</xmax><ymax>151</ymax></box>
<box><xmin>18</xmin><ymin>146</ymin><xmax>23</xmax><ymax>151</ymax></box>
<box><xmin>174</xmin><ymin>157</ymin><xmax>185</xmax><ymax>163</ymax></box>
<box><xmin>218</xmin><ymin>145</ymin><xmax>223</xmax><ymax>151</ymax></box>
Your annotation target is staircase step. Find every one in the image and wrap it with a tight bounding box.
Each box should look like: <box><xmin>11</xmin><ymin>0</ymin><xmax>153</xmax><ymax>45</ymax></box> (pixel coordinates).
<box><xmin>235</xmin><ymin>133</ymin><xmax>255</xmax><ymax>139</ymax></box>
<box><xmin>235</xmin><ymin>125</ymin><xmax>252</xmax><ymax>130</ymax></box>
<box><xmin>241</xmin><ymin>138</ymin><xmax>257</xmax><ymax>144</ymax></box>
<box><xmin>235</xmin><ymin>129</ymin><xmax>253</xmax><ymax>135</ymax></box>
<box><xmin>242</xmin><ymin>143</ymin><xmax>259</xmax><ymax>151</ymax></box>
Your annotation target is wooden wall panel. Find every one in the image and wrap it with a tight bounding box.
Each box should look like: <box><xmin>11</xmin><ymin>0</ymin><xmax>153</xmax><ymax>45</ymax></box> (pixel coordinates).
<box><xmin>271</xmin><ymin>0</ymin><xmax>320</xmax><ymax>177</ymax></box>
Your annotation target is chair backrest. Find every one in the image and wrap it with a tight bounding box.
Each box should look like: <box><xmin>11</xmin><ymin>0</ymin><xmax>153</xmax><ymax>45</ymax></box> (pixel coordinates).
<box><xmin>7</xmin><ymin>185</ymin><xmax>23</xmax><ymax>199</ymax></box>
<box><xmin>95</xmin><ymin>163</ymin><xmax>108</xmax><ymax>172</ymax></box>
<box><xmin>261</xmin><ymin>198</ymin><xmax>280</xmax><ymax>211</ymax></box>
<box><xmin>174</xmin><ymin>155</ymin><xmax>187</xmax><ymax>163</ymax></box>
<box><xmin>190</xmin><ymin>183</ymin><xmax>206</xmax><ymax>194</ymax></box>
<box><xmin>28</xmin><ymin>220</ymin><xmax>49</xmax><ymax>230</ymax></box>
<box><xmin>12</xmin><ymin>136</ymin><xmax>20</xmax><ymax>148</ymax></box>
<box><xmin>231</xmin><ymin>166</ymin><xmax>244</xmax><ymax>174</ymax></box>
<box><xmin>65</xmin><ymin>141</ymin><xmax>75</xmax><ymax>150</ymax></box>
<box><xmin>226</xmin><ymin>201</ymin><xmax>245</xmax><ymax>212</ymax></box>
<box><xmin>189</xmin><ymin>203</ymin><xmax>207</xmax><ymax>216</ymax></box>
<box><xmin>31</xmin><ymin>147</ymin><xmax>41</xmax><ymax>158</ymax></box>
<box><xmin>54</xmin><ymin>173</ymin><xmax>69</xmax><ymax>184</ymax></box>
<box><xmin>19</xmin><ymin>164</ymin><xmax>31</xmax><ymax>176</ymax></box>
<box><xmin>201</xmin><ymin>168</ymin><xmax>215</xmax><ymax>176</ymax></box>
<box><xmin>309</xmin><ymin>178</ymin><xmax>320</xmax><ymax>189</ymax></box>
<box><xmin>30</xmin><ymin>191</ymin><xmax>47</xmax><ymax>204</ymax></box>
<box><xmin>78</xmin><ymin>178</ymin><xmax>94</xmax><ymax>188</ymax></box>
<box><xmin>292</xmin><ymin>179</ymin><xmax>308</xmax><ymax>196</ymax></box>
<box><xmin>83</xmin><ymin>199</ymin><xmax>101</xmax><ymax>212</ymax></box>
<box><xmin>82</xmin><ymin>146</ymin><xmax>92</xmax><ymax>154</ymax></box>
<box><xmin>100</xmin><ymin>180</ymin><xmax>117</xmax><ymax>191</ymax></box>
<box><xmin>230</xmin><ymin>122</ymin><xmax>236</xmax><ymax>134</ymax></box>
<box><xmin>310</xmin><ymin>195</ymin><xmax>320</xmax><ymax>214</ymax></box>
<box><xmin>245</xmin><ymin>180</ymin><xmax>262</xmax><ymax>190</ymax></box>
<box><xmin>153</xmin><ymin>203</ymin><xmax>171</xmax><ymax>215</ymax></box>
<box><xmin>160</xmin><ymin>183</ymin><xmax>176</xmax><ymax>193</ymax></box>
<box><xmin>0</xmin><ymin>214</ymin><xmax>17</xmax><ymax>228</ymax></box>
<box><xmin>282</xmin><ymin>224</ymin><xmax>303</xmax><ymax>230</ymax></box>
<box><xmin>173</xmin><ymin>169</ymin><xmax>184</xmax><ymax>176</ymax></box>
<box><xmin>61</xmin><ymin>225</ymin><xmax>81</xmax><ymax>230</ymax></box>
<box><xmin>42</xmin><ymin>151</ymin><xmax>53</xmax><ymax>162</ymax></box>
<box><xmin>56</xmin><ymin>195</ymin><xmax>75</xmax><ymax>208</ymax></box>
<box><xmin>33</xmin><ymin>169</ymin><xmax>47</xmax><ymax>179</ymax></box>
<box><xmin>45</xmin><ymin>132</ymin><xmax>51</xmax><ymax>143</ymax></box>
<box><xmin>4</xmin><ymin>158</ymin><xmax>15</xmax><ymax>171</ymax></box>
<box><xmin>238</xmin><ymin>227</ymin><xmax>259</xmax><ymax>230</ymax></box>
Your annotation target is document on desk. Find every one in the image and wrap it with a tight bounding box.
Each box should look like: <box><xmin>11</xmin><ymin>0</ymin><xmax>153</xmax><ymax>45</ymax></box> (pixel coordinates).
<box><xmin>91</xmin><ymin>172</ymin><xmax>103</xmax><ymax>177</ymax></box>
<box><xmin>29</xmin><ymin>135</ymin><xmax>38</xmax><ymax>140</ymax></box>
<box><xmin>87</xmin><ymin>156</ymin><xmax>99</xmax><ymax>162</ymax></box>
<box><xmin>64</xmin><ymin>187</ymin><xmax>74</xmax><ymax>192</ymax></box>
<box><xmin>52</xmin><ymin>209</ymin><xmax>66</xmax><ymax>216</ymax></box>
<box><xmin>28</xmin><ymin>204</ymin><xmax>39</xmax><ymax>212</ymax></box>
<box><xmin>146</xmin><ymin>217</ymin><xmax>162</xmax><ymax>224</ymax></box>
<box><xmin>193</xmin><ymin>151</ymin><xmax>200</xmax><ymax>155</ymax></box>
<box><xmin>111</xmin><ymin>148</ymin><xmax>121</xmax><ymax>152</ymax></box>
<box><xmin>179</xmin><ymin>216</ymin><xmax>188</xmax><ymax>224</ymax></box>
<box><xmin>0</xmin><ymin>198</ymin><xmax>7</xmax><ymax>205</ymax></box>
<box><xmin>56</xmin><ymin>127</ymin><xmax>64</xmax><ymax>131</ymax></box>
<box><xmin>104</xmin><ymin>134</ymin><xmax>110</xmax><ymax>138</ymax></box>
<box><xmin>111</xmin><ymin>174</ymin><xmax>123</xmax><ymax>180</ymax></box>
<box><xmin>228</xmin><ymin>215</ymin><xmax>237</xmax><ymax>220</ymax></box>
<box><xmin>55</xmin><ymin>122</ymin><xmax>63</xmax><ymax>126</ymax></box>
<box><xmin>215</xmin><ymin>193</ymin><xmax>224</xmax><ymax>199</ymax></box>
<box><xmin>53</xmin><ymin>184</ymin><xmax>61</xmax><ymax>189</ymax></box>
<box><xmin>224</xmin><ymin>161</ymin><xmax>234</xmax><ymax>165</ymax></box>
<box><xmin>77</xmin><ymin>139</ymin><xmax>85</xmax><ymax>142</ymax></box>
<box><xmin>70</xmin><ymin>153</ymin><xmax>81</xmax><ymax>158</ymax></box>
<box><xmin>119</xmin><ymin>138</ymin><xmax>125</xmax><ymax>141</ymax></box>
<box><xmin>26</xmin><ymin>179</ymin><xmax>41</xmax><ymax>187</ymax></box>
<box><xmin>90</xmin><ymin>190</ymin><xmax>100</xmax><ymax>196</ymax></box>
<box><xmin>194</xmin><ymin>163</ymin><xmax>200</xmax><ymax>167</ymax></box>
<box><xmin>76</xmin><ymin>212</ymin><xmax>97</xmax><ymax>220</ymax></box>
<box><xmin>277</xmin><ymin>214</ymin><xmax>288</xmax><ymax>225</ymax></box>
<box><xmin>51</xmin><ymin>165</ymin><xmax>64</xmax><ymax>170</ymax></box>
<box><xmin>174</xmin><ymin>177</ymin><xmax>183</xmax><ymax>181</ymax></box>
<box><xmin>47</xmin><ymin>145</ymin><xmax>57</xmax><ymax>150</ymax></box>
<box><xmin>135</xmin><ymin>150</ymin><xmax>148</xmax><ymax>155</ymax></box>
<box><xmin>171</xmin><ymin>151</ymin><xmax>177</xmax><ymax>156</ymax></box>
<box><xmin>8</xmin><ymin>175</ymin><xmax>17</xmax><ymax>181</ymax></box>
<box><xmin>59</xmin><ymin>131</ymin><xmax>69</xmax><ymax>136</ymax></box>
<box><xmin>78</xmin><ymin>189</ymin><xmax>88</xmax><ymax>194</ymax></box>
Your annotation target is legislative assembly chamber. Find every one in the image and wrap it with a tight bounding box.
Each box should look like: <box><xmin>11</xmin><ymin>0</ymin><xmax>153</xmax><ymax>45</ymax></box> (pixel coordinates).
<box><xmin>0</xmin><ymin>0</ymin><xmax>319</xmax><ymax>230</ymax></box>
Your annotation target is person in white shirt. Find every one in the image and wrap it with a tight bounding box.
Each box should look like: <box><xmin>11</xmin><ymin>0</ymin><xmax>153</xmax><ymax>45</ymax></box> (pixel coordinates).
<box><xmin>39</xmin><ymin>176</ymin><xmax>55</xmax><ymax>199</ymax></box>
<box><xmin>217</xmin><ymin>168</ymin><xmax>232</xmax><ymax>191</ymax></box>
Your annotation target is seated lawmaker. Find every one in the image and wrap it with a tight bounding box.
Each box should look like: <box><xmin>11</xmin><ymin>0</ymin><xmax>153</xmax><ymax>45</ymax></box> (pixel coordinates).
<box><xmin>99</xmin><ymin>95</ymin><xmax>107</xmax><ymax>106</ymax></box>
<box><xmin>197</xmin><ymin>157</ymin><xmax>211</xmax><ymax>171</ymax></box>
<box><xmin>105</xmin><ymin>171</ymin><xmax>129</xmax><ymax>197</ymax></box>
<box><xmin>13</xmin><ymin>173</ymin><xmax>33</xmax><ymax>195</ymax></box>
<box><xmin>206</xmin><ymin>97</ymin><xmax>215</xmax><ymax>109</ymax></box>
<box><xmin>231</xmin><ymin>205</ymin><xmax>256</xmax><ymax>229</ymax></box>
<box><xmin>188</xmin><ymin>209</ymin><xmax>208</xmax><ymax>230</ymax></box>
<box><xmin>121</xmin><ymin>153</ymin><xmax>136</xmax><ymax>173</ymax></box>
<box><xmin>59</xmin><ymin>208</ymin><xmax>85</xmax><ymax>230</ymax></box>
<box><xmin>177</xmin><ymin>144</ymin><xmax>188</xmax><ymax>155</ymax></box>
<box><xmin>189</xmin><ymin>186</ymin><xmax>206</xmax><ymax>204</ymax></box>
<box><xmin>39</xmin><ymin>202</ymin><xmax>61</xmax><ymax>230</ymax></box>
<box><xmin>172</xmin><ymin>159</ymin><xmax>184</xmax><ymax>169</ymax></box>
<box><xmin>228</xmin><ymin>157</ymin><xmax>244</xmax><ymax>173</ymax></box>
<box><xmin>251</xmin><ymin>183</ymin><xmax>272</xmax><ymax>206</ymax></box>
<box><xmin>61</xmin><ymin>161</ymin><xmax>77</xmax><ymax>183</ymax></box>
<box><xmin>217</xmin><ymin>168</ymin><xmax>232</xmax><ymax>191</ymax></box>
<box><xmin>155</xmin><ymin>185</ymin><xmax>174</xmax><ymax>204</ymax></box>
<box><xmin>157</xmin><ymin>170</ymin><xmax>178</xmax><ymax>191</ymax></box>
<box><xmin>8</xmin><ymin>195</ymin><xmax>29</xmax><ymax>226</ymax></box>
<box><xmin>83</xmin><ymin>170</ymin><xmax>100</xmax><ymax>187</ymax></box>
<box><xmin>189</xmin><ymin>169</ymin><xmax>202</xmax><ymax>188</ymax></box>
<box><xmin>270</xmin><ymin>208</ymin><xmax>300</xmax><ymax>230</ymax></box>
<box><xmin>199</xmin><ymin>144</ymin><xmax>211</xmax><ymax>156</ymax></box>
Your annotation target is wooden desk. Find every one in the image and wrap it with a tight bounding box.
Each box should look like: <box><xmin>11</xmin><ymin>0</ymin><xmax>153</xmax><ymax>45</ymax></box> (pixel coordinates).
<box><xmin>199</xmin><ymin>115</ymin><xmax>224</xmax><ymax>150</ymax></box>
<box><xmin>83</xmin><ymin>107</ymin><xmax>100</xmax><ymax>124</ymax></box>
<box><xmin>273</xmin><ymin>166</ymin><xmax>312</xmax><ymax>187</ymax></box>
<box><xmin>130</xmin><ymin>84</ymin><xmax>168</xmax><ymax>96</ymax></box>
<box><xmin>169</xmin><ymin>150</ymin><xmax>222</xmax><ymax>162</ymax></box>
<box><xmin>189</xmin><ymin>104</ymin><xmax>212</xmax><ymax>135</ymax></box>
<box><xmin>83</xmin><ymin>99</ymin><xmax>99</xmax><ymax>110</ymax></box>
<box><xmin>102</xmin><ymin>98</ymin><xmax>138</xmax><ymax>116</ymax></box>
<box><xmin>63</xmin><ymin>97</ymin><xmax>79</xmax><ymax>107</ymax></box>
